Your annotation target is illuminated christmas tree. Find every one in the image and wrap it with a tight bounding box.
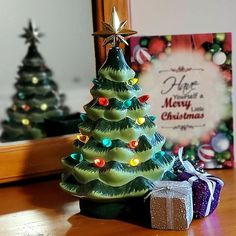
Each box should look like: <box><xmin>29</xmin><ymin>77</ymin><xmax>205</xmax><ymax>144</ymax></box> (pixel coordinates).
<box><xmin>60</xmin><ymin>8</ymin><xmax>174</xmax><ymax>218</ymax></box>
<box><xmin>1</xmin><ymin>20</ymin><xmax>68</xmax><ymax>142</ymax></box>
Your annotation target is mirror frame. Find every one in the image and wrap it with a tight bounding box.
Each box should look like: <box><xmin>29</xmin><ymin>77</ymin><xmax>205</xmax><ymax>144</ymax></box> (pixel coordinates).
<box><xmin>0</xmin><ymin>135</ymin><xmax>75</xmax><ymax>183</ymax></box>
<box><xmin>0</xmin><ymin>0</ymin><xmax>130</xmax><ymax>184</ymax></box>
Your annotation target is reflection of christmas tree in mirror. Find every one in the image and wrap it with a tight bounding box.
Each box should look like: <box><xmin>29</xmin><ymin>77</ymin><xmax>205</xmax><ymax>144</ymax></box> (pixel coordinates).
<box><xmin>1</xmin><ymin>20</ymin><xmax>68</xmax><ymax>142</ymax></box>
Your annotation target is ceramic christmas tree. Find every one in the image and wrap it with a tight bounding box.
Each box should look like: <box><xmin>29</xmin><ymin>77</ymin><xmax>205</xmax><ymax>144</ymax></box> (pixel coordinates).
<box><xmin>1</xmin><ymin>20</ymin><xmax>68</xmax><ymax>142</ymax></box>
<box><xmin>60</xmin><ymin>8</ymin><xmax>175</xmax><ymax>218</ymax></box>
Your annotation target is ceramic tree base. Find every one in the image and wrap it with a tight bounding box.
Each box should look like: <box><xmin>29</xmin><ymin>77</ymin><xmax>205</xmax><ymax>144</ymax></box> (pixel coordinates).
<box><xmin>79</xmin><ymin>197</ymin><xmax>149</xmax><ymax>220</ymax></box>
<box><xmin>44</xmin><ymin>112</ymin><xmax>81</xmax><ymax>137</ymax></box>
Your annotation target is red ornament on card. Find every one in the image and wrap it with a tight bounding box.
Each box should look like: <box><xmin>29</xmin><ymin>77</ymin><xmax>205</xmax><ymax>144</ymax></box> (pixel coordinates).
<box><xmin>138</xmin><ymin>95</ymin><xmax>150</xmax><ymax>103</ymax></box>
<box><xmin>129</xmin><ymin>140</ymin><xmax>139</xmax><ymax>149</ymax></box>
<box><xmin>94</xmin><ymin>158</ymin><xmax>106</xmax><ymax>168</ymax></box>
<box><xmin>224</xmin><ymin>160</ymin><xmax>233</xmax><ymax>168</ymax></box>
<box><xmin>98</xmin><ymin>97</ymin><xmax>109</xmax><ymax>106</ymax></box>
<box><xmin>148</xmin><ymin>37</ymin><xmax>166</xmax><ymax>55</ymax></box>
<box><xmin>198</xmin><ymin>160</ymin><xmax>205</xmax><ymax>169</ymax></box>
<box><xmin>173</xmin><ymin>144</ymin><xmax>181</xmax><ymax>155</ymax></box>
<box><xmin>223</xmin><ymin>70</ymin><xmax>232</xmax><ymax>82</ymax></box>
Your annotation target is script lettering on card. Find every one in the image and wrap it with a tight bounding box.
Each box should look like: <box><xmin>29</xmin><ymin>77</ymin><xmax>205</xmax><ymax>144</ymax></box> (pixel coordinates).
<box><xmin>141</xmin><ymin>52</ymin><xmax>229</xmax><ymax>142</ymax></box>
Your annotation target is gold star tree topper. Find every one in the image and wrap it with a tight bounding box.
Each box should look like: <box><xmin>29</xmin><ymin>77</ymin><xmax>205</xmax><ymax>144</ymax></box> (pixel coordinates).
<box><xmin>93</xmin><ymin>7</ymin><xmax>137</xmax><ymax>47</ymax></box>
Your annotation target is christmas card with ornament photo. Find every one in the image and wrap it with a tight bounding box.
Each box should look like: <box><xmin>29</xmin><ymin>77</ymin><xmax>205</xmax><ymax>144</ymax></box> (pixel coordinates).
<box><xmin>130</xmin><ymin>33</ymin><xmax>233</xmax><ymax>169</ymax></box>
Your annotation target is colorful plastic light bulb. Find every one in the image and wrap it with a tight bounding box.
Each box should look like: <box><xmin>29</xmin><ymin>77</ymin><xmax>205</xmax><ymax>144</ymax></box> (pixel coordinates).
<box><xmin>102</xmin><ymin>138</ymin><xmax>112</xmax><ymax>147</ymax></box>
<box><xmin>40</xmin><ymin>103</ymin><xmax>48</xmax><ymax>111</ymax></box>
<box><xmin>94</xmin><ymin>158</ymin><xmax>106</xmax><ymax>167</ymax></box>
<box><xmin>136</xmin><ymin>117</ymin><xmax>145</xmax><ymax>125</ymax></box>
<box><xmin>22</xmin><ymin>118</ymin><xmax>30</xmax><ymax>126</ymax></box>
<box><xmin>129</xmin><ymin>140</ymin><xmax>139</xmax><ymax>149</ymax></box>
<box><xmin>32</xmin><ymin>76</ymin><xmax>39</xmax><ymax>84</ymax></box>
<box><xmin>127</xmin><ymin>78</ymin><xmax>138</xmax><ymax>86</ymax></box>
<box><xmin>129</xmin><ymin>158</ymin><xmax>140</xmax><ymax>166</ymax></box>
<box><xmin>123</xmin><ymin>100</ymin><xmax>132</xmax><ymax>108</ymax></box>
<box><xmin>98</xmin><ymin>97</ymin><xmax>109</xmax><ymax>106</ymax></box>
<box><xmin>138</xmin><ymin>95</ymin><xmax>150</xmax><ymax>103</ymax></box>
<box><xmin>77</xmin><ymin>134</ymin><xmax>89</xmax><ymax>143</ymax></box>
<box><xmin>22</xmin><ymin>104</ymin><xmax>30</xmax><ymax>111</ymax></box>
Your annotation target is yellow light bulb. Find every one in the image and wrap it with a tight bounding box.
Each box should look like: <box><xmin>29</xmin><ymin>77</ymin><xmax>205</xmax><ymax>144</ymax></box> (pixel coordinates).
<box><xmin>136</xmin><ymin>117</ymin><xmax>145</xmax><ymax>125</ymax></box>
<box><xmin>40</xmin><ymin>103</ymin><xmax>48</xmax><ymax>111</ymax></box>
<box><xmin>32</xmin><ymin>76</ymin><xmax>39</xmax><ymax>84</ymax></box>
<box><xmin>127</xmin><ymin>78</ymin><xmax>139</xmax><ymax>86</ymax></box>
<box><xmin>22</xmin><ymin>118</ymin><xmax>30</xmax><ymax>126</ymax></box>
<box><xmin>77</xmin><ymin>134</ymin><xmax>89</xmax><ymax>143</ymax></box>
<box><xmin>130</xmin><ymin>158</ymin><xmax>140</xmax><ymax>166</ymax></box>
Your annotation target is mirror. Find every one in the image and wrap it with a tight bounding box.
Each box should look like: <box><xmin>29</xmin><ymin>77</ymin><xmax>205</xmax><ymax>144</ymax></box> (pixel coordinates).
<box><xmin>0</xmin><ymin>0</ymin><xmax>130</xmax><ymax>184</ymax></box>
<box><xmin>0</xmin><ymin>0</ymin><xmax>96</xmax><ymax>143</ymax></box>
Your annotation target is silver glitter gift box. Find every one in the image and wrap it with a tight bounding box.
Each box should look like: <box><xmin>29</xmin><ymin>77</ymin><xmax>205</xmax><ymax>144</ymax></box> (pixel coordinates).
<box><xmin>149</xmin><ymin>181</ymin><xmax>193</xmax><ymax>230</ymax></box>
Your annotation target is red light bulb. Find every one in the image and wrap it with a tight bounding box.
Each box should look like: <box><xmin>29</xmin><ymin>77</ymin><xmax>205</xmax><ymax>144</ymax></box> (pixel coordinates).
<box><xmin>22</xmin><ymin>104</ymin><xmax>30</xmax><ymax>111</ymax></box>
<box><xmin>94</xmin><ymin>158</ymin><xmax>106</xmax><ymax>167</ymax></box>
<box><xmin>129</xmin><ymin>140</ymin><xmax>139</xmax><ymax>149</ymax></box>
<box><xmin>98</xmin><ymin>97</ymin><xmax>109</xmax><ymax>106</ymax></box>
<box><xmin>138</xmin><ymin>95</ymin><xmax>150</xmax><ymax>103</ymax></box>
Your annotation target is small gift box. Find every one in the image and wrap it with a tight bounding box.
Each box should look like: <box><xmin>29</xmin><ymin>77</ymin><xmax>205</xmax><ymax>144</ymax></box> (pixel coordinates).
<box><xmin>177</xmin><ymin>148</ymin><xmax>224</xmax><ymax>218</ymax></box>
<box><xmin>147</xmin><ymin>181</ymin><xmax>193</xmax><ymax>230</ymax></box>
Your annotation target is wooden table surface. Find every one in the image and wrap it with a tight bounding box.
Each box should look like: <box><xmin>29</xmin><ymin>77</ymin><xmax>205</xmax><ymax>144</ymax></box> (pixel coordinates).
<box><xmin>0</xmin><ymin>169</ymin><xmax>235</xmax><ymax>236</ymax></box>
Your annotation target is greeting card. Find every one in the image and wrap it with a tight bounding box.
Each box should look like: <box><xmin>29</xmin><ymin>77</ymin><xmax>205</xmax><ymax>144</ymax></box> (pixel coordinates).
<box><xmin>130</xmin><ymin>33</ymin><xmax>233</xmax><ymax>169</ymax></box>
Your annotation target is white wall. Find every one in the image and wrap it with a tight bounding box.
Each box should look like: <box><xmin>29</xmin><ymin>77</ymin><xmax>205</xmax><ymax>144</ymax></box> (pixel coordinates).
<box><xmin>130</xmin><ymin>0</ymin><xmax>235</xmax><ymax>36</ymax></box>
<box><xmin>130</xmin><ymin>0</ymin><xmax>235</xmax><ymax>158</ymax></box>
<box><xmin>0</xmin><ymin>0</ymin><xmax>95</xmax><ymax>117</ymax></box>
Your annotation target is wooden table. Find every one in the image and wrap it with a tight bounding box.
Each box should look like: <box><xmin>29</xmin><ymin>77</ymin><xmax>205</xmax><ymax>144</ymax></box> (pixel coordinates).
<box><xmin>0</xmin><ymin>169</ymin><xmax>235</xmax><ymax>236</ymax></box>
